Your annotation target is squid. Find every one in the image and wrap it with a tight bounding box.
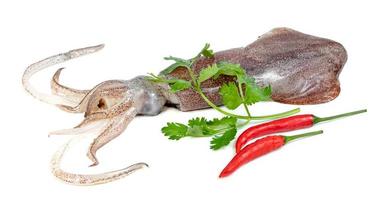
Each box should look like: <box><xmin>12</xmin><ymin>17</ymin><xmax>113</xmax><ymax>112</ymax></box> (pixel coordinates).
<box><xmin>22</xmin><ymin>27</ymin><xmax>347</xmax><ymax>185</ymax></box>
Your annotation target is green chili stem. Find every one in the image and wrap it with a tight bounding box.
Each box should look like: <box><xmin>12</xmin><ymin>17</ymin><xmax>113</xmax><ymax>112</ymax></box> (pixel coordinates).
<box><xmin>313</xmin><ymin>109</ymin><xmax>367</xmax><ymax>124</ymax></box>
<box><xmin>284</xmin><ymin>130</ymin><xmax>323</xmax><ymax>144</ymax></box>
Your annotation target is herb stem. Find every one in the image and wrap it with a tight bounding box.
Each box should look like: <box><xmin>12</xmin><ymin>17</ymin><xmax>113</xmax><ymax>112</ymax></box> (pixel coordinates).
<box><xmin>186</xmin><ymin>66</ymin><xmax>198</xmax><ymax>87</ymax></box>
<box><xmin>196</xmin><ymin>87</ymin><xmax>300</xmax><ymax>120</ymax></box>
<box><xmin>237</xmin><ymin>81</ymin><xmax>251</xmax><ymax>126</ymax></box>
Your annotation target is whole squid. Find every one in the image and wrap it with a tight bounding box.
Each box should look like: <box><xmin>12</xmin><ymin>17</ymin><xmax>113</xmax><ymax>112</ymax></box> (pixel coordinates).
<box><xmin>22</xmin><ymin>27</ymin><xmax>347</xmax><ymax>185</ymax></box>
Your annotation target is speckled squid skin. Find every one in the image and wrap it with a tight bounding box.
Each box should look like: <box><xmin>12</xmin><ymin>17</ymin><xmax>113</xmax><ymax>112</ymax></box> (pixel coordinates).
<box><xmin>163</xmin><ymin>27</ymin><xmax>347</xmax><ymax>111</ymax></box>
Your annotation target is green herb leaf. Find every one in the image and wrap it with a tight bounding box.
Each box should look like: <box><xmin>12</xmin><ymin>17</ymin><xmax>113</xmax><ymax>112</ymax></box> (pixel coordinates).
<box><xmin>161</xmin><ymin>122</ymin><xmax>189</xmax><ymax>140</ymax></box>
<box><xmin>146</xmin><ymin>73</ymin><xmax>191</xmax><ymax>93</ymax></box>
<box><xmin>200</xmin><ymin>43</ymin><xmax>214</xmax><ymax>58</ymax></box>
<box><xmin>164</xmin><ymin>56</ymin><xmax>191</xmax><ymax>64</ymax></box>
<box><xmin>160</xmin><ymin>62</ymin><xmax>190</xmax><ymax>75</ymax></box>
<box><xmin>160</xmin><ymin>43</ymin><xmax>213</xmax><ymax>75</ymax></box>
<box><xmin>244</xmin><ymin>84</ymin><xmax>272</xmax><ymax>105</ymax></box>
<box><xmin>188</xmin><ymin>117</ymin><xmax>208</xmax><ymax>127</ymax></box>
<box><xmin>160</xmin><ymin>56</ymin><xmax>192</xmax><ymax>75</ymax></box>
<box><xmin>207</xmin><ymin>116</ymin><xmax>237</xmax><ymax>130</ymax></box>
<box><xmin>210</xmin><ymin>127</ymin><xmax>237</xmax><ymax>150</ymax></box>
<box><xmin>219</xmin><ymin>82</ymin><xmax>243</xmax><ymax>110</ymax></box>
<box><xmin>161</xmin><ymin>116</ymin><xmax>238</xmax><ymax>146</ymax></box>
<box><xmin>186</xmin><ymin>117</ymin><xmax>211</xmax><ymax>136</ymax></box>
<box><xmin>145</xmin><ymin>74</ymin><xmax>161</xmax><ymax>82</ymax></box>
<box><xmin>170</xmin><ymin>79</ymin><xmax>192</xmax><ymax>93</ymax></box>
<box><xmin>215</xmin><ymin>62</ymin><xmax>246</xmax><ymax>78</ymax></box>
<box><xmin>155</xmin><ymin>43</ymin><xmax>292</xmax><ymax>151</ymax></box>
<box><xmin>198</xmin><ymin>64</ymin><xmax>219</xmax><ymax>84</ymax></box>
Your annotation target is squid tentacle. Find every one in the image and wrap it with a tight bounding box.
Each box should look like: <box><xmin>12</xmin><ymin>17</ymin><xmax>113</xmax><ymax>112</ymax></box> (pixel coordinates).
<box><xmin>22</xmin><ymin>44</ymin><xmax>104</xmax><ymax>108</ymax></box>
<box><xmin>24</xmin><ymin>44</ymin><xmax>152</xmax><ymax>185</ymax></box>
<box><xmin>51</xmin><ymin>67</ymin><xmax>90</xmax><ymax>101</ymax></box>
<box><xmin>59</xmin><ymin>80</ymin><xmax>129</xmax><ymax>114</ymax></box>
<box><xmin>87</xmin><ymin>107</ymin><xmax>137</xmax><ymax>167</ymax></box>
<box><xmin>56</xmin><ymin>88</ymin><xmax>97</xmax><ymax>113</ymax></box>
<box><xmin>76</xmin><ymin>91</ymin><xmax>136</xmax><ymax>128</ymax></box>
<box><xmin>50</xmin><ymin>106</ymin><xmax>144</xmax><ymax>185</ymax></box>
<box><xmin>50</xmin><ymin>99</ymin><xmax>143</xmax><ymax>185</ymax></box>
<box><xmin>51</xmin><ymin>139</ymin><xmax>148</xmax><ymax>186</ymax></box>
<box><xmin>49</xmin><ymin>119</ymin><xmax>109</xmax><ymax>137</ymax></box>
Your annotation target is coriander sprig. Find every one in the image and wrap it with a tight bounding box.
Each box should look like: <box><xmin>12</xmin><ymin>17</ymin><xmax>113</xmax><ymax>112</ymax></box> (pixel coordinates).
<box><xmin>148</xmin><ymin>44</ymin><xmax>300</xmax><ymax>150</ymax></box>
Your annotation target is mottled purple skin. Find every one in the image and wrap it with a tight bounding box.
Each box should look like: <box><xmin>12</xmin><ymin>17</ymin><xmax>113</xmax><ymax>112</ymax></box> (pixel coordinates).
<box><xmin>164</xmin><ymin>28</ymin><xmax>347</xmax><ymax>111</ymax></box>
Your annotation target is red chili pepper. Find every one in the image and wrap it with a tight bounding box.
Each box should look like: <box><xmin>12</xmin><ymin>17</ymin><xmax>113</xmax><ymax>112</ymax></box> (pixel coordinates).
<box><xmin>219</xmin><ymin>130</ymin><xmax>323</xmax><ymax>178</ymax></box>
<box><xmin>235</xmin><ymin>109</ymin><xmax>366</xmax><ymax>153</ymax></box>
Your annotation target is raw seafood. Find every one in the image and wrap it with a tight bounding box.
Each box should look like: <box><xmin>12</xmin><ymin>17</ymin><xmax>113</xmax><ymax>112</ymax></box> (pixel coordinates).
<box><xmin>22</xmin><ymin>27</ymin><xmax>347</xmax><ymax>185</ymax></box>
<box><xmin>165</xmin><ymin>27</ymin><xmax>347</xmax><ymax>111</ymax></box>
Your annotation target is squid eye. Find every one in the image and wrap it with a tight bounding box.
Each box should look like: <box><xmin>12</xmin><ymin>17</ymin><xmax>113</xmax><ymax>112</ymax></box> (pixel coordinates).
<box><xmin>97</xmin><ymin>98</ymin><xmax>107</xmax><ymax>109</ymax></box>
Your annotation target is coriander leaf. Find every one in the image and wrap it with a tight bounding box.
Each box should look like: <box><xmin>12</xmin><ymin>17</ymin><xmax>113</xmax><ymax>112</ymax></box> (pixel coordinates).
<box><xmin>187</xmin><ymin>126</ymin><xmax>206</xmax><ymax>137</ymax></box>
<box><xmin>145</xmin><ymin>73</ymin><xmax>170</xmax><ymax>83</ymax></box>
<box><xmin>263</xmin><ymin>85</ymin><xmax>272</xmax><ymax>97</ymax></box>
<box><xmin>162</xmin><ymin>116</ymin><xmax>239</xmax><ymax>149</ymax></box>
<box><xmin>161</xmin><ymin>122</ymin><xmax>189</xmax><ymax>140</ymax></box>
<box><xmin>207</xmin><ymin>116</ymin><xmax>237</xmax><ymax>130</ymax></box>
<box><xmin>188</xmin><ymin>117</ymin><xmax>208</xmax><ymax>127</ymax></box>
<box><xmin>236</xmin><ymin>73</ymin><xmax>251</xmax><ymax>86</ymax></box>
<box><xmin>160</xmin><ymin>62</ymin><xmax>189</xmax><ymax>75</ymax></box>
<box><xmin>197</xmin><ymin>64</ymin><xmax>219</xmax><ymax>84</ymax></box>
<box><xmin>170</xmin><ymin>79</ymin><xmax>192</xmax><ymax>93</ymax></box>
<box><xmin>214</xmin><ymin>62</ymin><xmax>246</xmax><ymax>78</ymax></box>
<box><xmin>164</xmin><ymin>56</ymin><xmax>190</xmax><ymax>64</ymax></box>
<box><xmin>161</xmin><ymin>43</ymin><xmax>213</xmax><ymax>75</ymax></box>
<box><xmin>145</xmin><ymin>76</ymin><xmax>160</xmax><ymax>83</ymax></box>
<box><xmin>200</xmin><ymin>43</ymin><xmax>214</xmax><ymax>58</ymax></box>
<box><xmin>187</xmin><ymin>117</ymin><xmax>217</xmax><ymax>136</ymax></box>
<box><xmin>186</xmin><ymin>117</ymin><xmax>208</xmax><ymax>137</ymax></box>
<box><xmin>160</xmin><ymin>56</ymin><xmax>192</xmax><ymax>75</ymax></box>
<box><xmin>219</xmin><ymin>82</ymin><xmax>242</xmax><ymax>110</ymax></box>
<box><xmin>210</xmin><ymin>127</ymin><xmax>237</xmax><ymax>150</ymax></box>
<box><xmin>244</xmin><ymin>84</ymin><xmax>272</xmax><ymax>105</ymax></box>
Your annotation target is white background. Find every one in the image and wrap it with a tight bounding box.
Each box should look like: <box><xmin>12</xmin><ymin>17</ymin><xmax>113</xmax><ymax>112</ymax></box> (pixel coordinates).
<box><xmin>0</xmin><ymin>0</ymin><xmax>382</xmax><ymax>199</ymax></box>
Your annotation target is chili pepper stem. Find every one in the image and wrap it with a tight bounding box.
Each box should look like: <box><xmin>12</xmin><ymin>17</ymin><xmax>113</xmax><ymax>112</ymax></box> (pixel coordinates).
<box><xmin>313</xmin><ymin>109</ymin><xmax>367</xmax><ymax>124</ymax></box>
<box><xmin>284</xmin><ymin>130</ymin><xmax>323</xmax><ymax>144</ymax></box>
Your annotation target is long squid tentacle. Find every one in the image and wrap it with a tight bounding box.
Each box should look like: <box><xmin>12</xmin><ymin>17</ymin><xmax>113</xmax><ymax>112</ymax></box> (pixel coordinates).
<box><xmin>24</xmin><ymin>44</ymin><xmax>150</xmax><ymax>185</ymax></box>
<box><xmin>51</xmin><ymin>139</ymin><xmax>148</xmax><ymax>186</ymax></box>
<box><xmin>55</xmin><ymin>88</ymin><xmax>96</xmax><ymax>113</ymax></box>
<box><xmin>50</xmin><ymin>67</ymin><xmax>97</xmax><ymax>113</ymax></box>
<box><xmin>50</xmin><ymin>97</ymin><xmax>144</xmax><ymax>185</ymax></box>
<box><xmin>58</xmin><ymin>80</ymin><xmax>126</xmax><ymax>114</ymax></box>
<box><xmin>51</xmin><ymin>67</ymin><xmax>90</xmax><ymax>101</ymax></box>
<box><xmin>49</xmin><ymin>119</ymin><xmax>109</xmax><ymax>137</ymax></box>
<box><xmin>22</xmin><ymin>44</ymin><xmax>104</xmax><ymax>107</ymax></box>
<box><xmin>87</xmin><ymin>107</ymin><xmax>138</xmax><ymax>167</ymax></box>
